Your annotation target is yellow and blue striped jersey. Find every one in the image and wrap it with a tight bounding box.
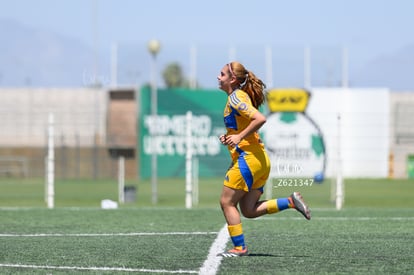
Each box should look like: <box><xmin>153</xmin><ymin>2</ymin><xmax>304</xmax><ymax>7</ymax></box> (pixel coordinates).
<box><xmin>224</xmin><ymin>89</ymin><xmax>264</xmax><ymax>160</ymax></box>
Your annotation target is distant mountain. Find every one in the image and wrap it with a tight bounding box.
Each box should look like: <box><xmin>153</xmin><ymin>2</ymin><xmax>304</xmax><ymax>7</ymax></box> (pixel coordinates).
<box><xmin>0</xmin><ymin>18</ymin><xmax>104</xmax><ymax>87</ymax></box>
<box><xmin>0</xmin><ymin>18</ymin><xmax>413</xmax><ymax>91</ymax></box>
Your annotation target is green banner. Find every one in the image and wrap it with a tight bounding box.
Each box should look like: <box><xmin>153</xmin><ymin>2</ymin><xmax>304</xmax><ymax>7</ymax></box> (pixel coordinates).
<box><xmin>138</xmin><ymin>86</ymin><xmax>229</xmax><ymax>179</ymax></box>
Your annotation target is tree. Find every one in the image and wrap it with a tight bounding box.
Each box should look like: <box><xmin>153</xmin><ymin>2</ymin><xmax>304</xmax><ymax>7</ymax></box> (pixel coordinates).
<box><xmin>162</xmin><ymin>62</ymin><xmax>189</xmax><ymax>88</ymax></box>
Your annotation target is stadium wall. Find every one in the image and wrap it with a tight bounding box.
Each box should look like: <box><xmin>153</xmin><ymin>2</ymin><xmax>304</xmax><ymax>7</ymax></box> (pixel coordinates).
<box><xmin>389</xmin><ymin>92</ymin><xmax>414</xmax><ymax>178</ymax></box>
<box><xmin>0</xmin><ymin>87</ymin><xmax>413</xmax><ymax>179</ymax></box>
<box><xmin>307</xmin><ymin>88</ymin><xmax>390</xmax><ymax>178</ymax></box>
<box><xmin>0</xmin><ymin>88</ymin><xmax>136</xmax><ymax>179</ymax></box>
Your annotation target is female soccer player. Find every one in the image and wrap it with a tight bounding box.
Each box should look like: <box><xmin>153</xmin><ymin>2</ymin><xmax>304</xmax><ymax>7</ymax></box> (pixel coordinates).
<box><xmin>217</xmin><ymin>61</ymin><xmax>311</xmax><ymax>257</ymax></box>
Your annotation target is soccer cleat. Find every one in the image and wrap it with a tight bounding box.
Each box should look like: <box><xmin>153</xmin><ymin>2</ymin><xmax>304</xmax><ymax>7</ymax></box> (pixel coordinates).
<box><xmin>289</xmin><ymin>192</ymin><xmax>311</xmax><ymax>220</ymax></box>
<box><xmin>217</xmin><ymin>247</ymin><xmax>249</xmax><ymax>257</ymax></box>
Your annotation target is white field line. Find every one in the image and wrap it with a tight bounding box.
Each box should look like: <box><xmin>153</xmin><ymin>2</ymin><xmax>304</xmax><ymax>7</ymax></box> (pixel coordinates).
<box><xmin>199</xmin><ymin>224</ymin><xmax>229</xmax><ymax>275</ymax></box>
<box><xmin>1</xmin><ymin>217</ymin><xmax>412</xmax><ymax>238</ymax></box>
<box><xmin>0</xmin><ymin>263</ymin><xmax>198</xmax><ymax>274</ymax></box>
<box><xmin>0</xmin><ymin>232</ymin><xmax>218</xmax><ymax>237</ymax></box>
<box><xmin>3</xmin><ymin>217</ymin><xmax>411</xmax><ymax>274</ymax></box>
<box><xmin>0</xmin><ymin>206</ymin><xmax>220</xmax><ymax>211</ymax></box>
<box><xmin>0</xmin><ymin>228</ymin><xmax>230</xmax><ymax>275</ymax></box>
<box><xmin>256</xmin><ymin>216</ymin><xmax>414</xmax><ymax>221</ymax></box>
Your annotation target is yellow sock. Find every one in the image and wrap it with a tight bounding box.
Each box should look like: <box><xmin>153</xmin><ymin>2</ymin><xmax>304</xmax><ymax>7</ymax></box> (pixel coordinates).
<box><xmin>228</xmin><ymin>223</ymin><xmax>245</xmax><ymax>249</ymax></box>
<box><xmin>267</xmin><ymin>198</ymin><xmax>291</xmax><ymax>214</ymax></box>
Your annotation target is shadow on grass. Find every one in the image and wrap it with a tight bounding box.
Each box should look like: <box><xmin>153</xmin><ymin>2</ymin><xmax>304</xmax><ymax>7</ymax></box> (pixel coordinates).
<box><xmin>247</xmin><ymin>253</ymin><xmax>278</xmax><ymax>257</ymax></box>
<box><xmin>248</xmin><ymin>253</ymin><xmax>311</xmax><ymax>258</ymax></box>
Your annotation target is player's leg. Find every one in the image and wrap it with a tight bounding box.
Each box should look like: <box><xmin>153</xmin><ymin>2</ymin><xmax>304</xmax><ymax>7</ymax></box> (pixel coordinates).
<box><xmin>239</xmin><ymin>189</ymin><xmax>311</xmax><ymax>220</ymax></box>
<box><xmin>238</xmin><ymin>159</ymin><xmax>290</xmax><ymax>219</ymax></box>
<box><xmin>239</xmin><ymin>188</ymin><xmax>291</xmax><ymax>217</ymax></box>
<box><xmin>218</xmin><ymin>185</ymin><xmax>249</xmax><ymax>256</ymax></box>
<box><xmin>239</xmin><ymin>150</ymin><xmax>311</xmax><ymax>220</ymax></box>
<box><xmin>219</xmin><ymin>185</ymin><xmax>245</xmax><ymax>225</ymax></box>
<box><xmin>239</xmin><ymin>189</ymin><xmax>268</xmax><ymax>218</ymax></box>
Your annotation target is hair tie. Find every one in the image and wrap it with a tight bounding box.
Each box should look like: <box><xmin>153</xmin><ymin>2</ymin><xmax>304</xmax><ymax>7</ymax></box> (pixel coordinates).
<box><xmin>240</xmin><ymin>74</ymin><xmax>248</xmax><ymax>88</ymax></box>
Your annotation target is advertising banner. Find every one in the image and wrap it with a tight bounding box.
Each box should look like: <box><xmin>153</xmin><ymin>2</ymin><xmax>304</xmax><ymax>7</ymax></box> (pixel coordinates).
<box><xmin>138</xmin><ymin>87</ymin><xmax>229</xmax><ymax>178</ymax></box>
<box><xmin>261</xmin><ymin>88</ymin><xmax>326</xmax><ymax>181</ymax></box>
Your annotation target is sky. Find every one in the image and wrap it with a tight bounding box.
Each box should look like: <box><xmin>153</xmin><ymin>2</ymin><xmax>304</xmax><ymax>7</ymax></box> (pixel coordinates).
<box><xmin>0</xmin><ymin>0</ymin><xmax>413</xmax><ymax>88</ymax></box>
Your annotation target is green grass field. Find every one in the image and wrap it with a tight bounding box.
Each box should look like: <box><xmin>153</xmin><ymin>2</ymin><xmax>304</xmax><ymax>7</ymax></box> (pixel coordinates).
<box><xmin>1</xmin><ymin>178</ymin><xmax>414</xmax><ymax>274</ymax></box>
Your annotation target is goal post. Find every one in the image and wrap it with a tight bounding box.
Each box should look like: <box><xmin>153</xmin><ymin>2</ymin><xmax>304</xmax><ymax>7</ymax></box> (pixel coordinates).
<box><xmin>118</xmin><ymin>156</ymin><xmax>125</xmax><ymax>204</ymax></box>
<box><xmin>192</xmin><ymin>157</ymin><xmax>199</xmax><ymax>206</ymax></box>
<box><xmin>335</xmin><ymin>113</ymin><xmax>344</xmax><ymax>210</ymax></box>
<box><xmin>185</xmin><ymin>111</ymin><xmax>193</xmax><ymax>209</ymax></box>
<box><xmin>46</xmin><ymin>113</ymin><xmax>55</xmax><ymax>209</ymax></box>
<box><xmin>185</xmin><ymin>111</ymin><xmax>200</xmax><ymax>208</ymax></box>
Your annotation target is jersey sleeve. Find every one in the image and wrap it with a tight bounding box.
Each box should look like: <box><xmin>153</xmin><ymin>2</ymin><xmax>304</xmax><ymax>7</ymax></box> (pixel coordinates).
<box><xmin>228</xmin><ymin>90</ymin><xmax>258</xmax><ymax>119</ymax></box>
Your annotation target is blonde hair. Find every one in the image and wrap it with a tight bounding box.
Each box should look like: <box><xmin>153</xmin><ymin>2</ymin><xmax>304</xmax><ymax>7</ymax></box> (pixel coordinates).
<box><xmin>228</xmin><ymin>61</ymin><xmax>266</xmax><ymax>109</ymax></box>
